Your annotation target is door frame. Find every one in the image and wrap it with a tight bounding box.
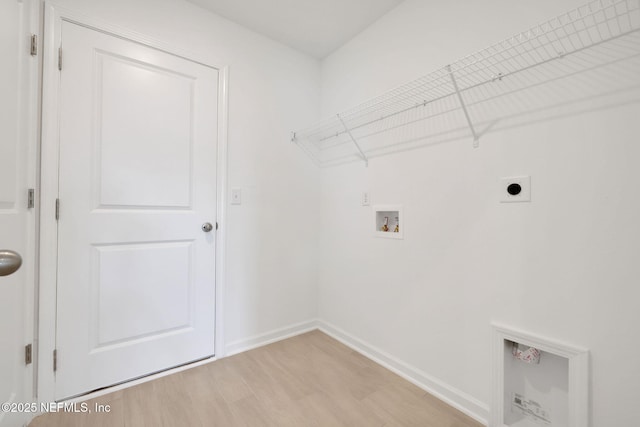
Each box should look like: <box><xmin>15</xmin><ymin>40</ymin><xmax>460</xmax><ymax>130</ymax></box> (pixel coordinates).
<box><xmin>38</xmin><ymin>2</ymin><xmax>229</xmax><ymax>404</ymax></box>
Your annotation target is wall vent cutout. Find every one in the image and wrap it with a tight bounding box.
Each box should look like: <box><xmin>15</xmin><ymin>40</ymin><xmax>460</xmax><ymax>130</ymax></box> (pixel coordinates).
<box><xmin>500</xmin><ymin>176</ymin><xmax>531</xmax><ymax>203</ymax></box>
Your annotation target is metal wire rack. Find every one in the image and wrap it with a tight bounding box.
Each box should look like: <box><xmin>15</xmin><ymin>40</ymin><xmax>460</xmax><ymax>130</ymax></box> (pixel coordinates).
<box><xmin>292</xmin><ymin>0</ymin><xmax>640</xmax><ymax>167</ymax></box>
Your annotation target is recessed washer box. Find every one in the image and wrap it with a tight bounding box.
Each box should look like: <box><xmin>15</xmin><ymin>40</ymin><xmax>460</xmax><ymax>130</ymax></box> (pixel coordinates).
<box><xmin>491</xmin><ymin>324</ymin><xmax>589</xmax><ymax>427</ymax></box>
<box><xmin>373</xmin><ymin>205</ymin><xmax>403</xmax><ymax>239</ymax></box>
<box><xmin>500</xmin><ymin>176</ymin><xmax>531</xmax><ymax>203</ymax></box>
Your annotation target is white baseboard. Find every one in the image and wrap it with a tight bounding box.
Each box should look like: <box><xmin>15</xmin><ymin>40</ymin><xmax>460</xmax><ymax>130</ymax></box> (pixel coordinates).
<box><xmin>317</xmin><ymin>320</ymin><xmax>489</xmax><ymax>426</ymax></box>
<box><xmin>224</xmin><ymin>319</ymin><xmax>320</xmax><ymax>356</ymax></box>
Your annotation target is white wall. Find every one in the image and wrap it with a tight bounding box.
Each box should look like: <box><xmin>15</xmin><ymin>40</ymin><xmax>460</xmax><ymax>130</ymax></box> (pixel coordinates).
<box><xmin>318</xmin><ymin>0</ymin><xmax>640</xmax><ymax>425</ymax></box>
<box><xmin>45</xmin><ymin>0</ymin><xmax>322</xmax><ymax>351</ymax></box>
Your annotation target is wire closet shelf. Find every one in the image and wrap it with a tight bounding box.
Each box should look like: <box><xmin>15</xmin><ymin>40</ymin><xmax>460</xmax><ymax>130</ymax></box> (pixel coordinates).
<box><xmin>292</xmin><ymin>0</ymin><xmax>640</xmax><ymax>167</ymax></box>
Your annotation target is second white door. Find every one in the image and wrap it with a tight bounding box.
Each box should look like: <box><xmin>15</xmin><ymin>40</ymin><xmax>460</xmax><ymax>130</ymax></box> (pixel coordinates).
<box><xmin>55</xmin><ymin>21</ymin><xmax>219</xmax><ymax>400</ymax></box>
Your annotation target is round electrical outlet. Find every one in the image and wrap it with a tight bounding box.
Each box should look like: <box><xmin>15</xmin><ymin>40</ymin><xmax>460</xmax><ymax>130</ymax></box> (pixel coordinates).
<box><xmin>507</xmin><ymin>183</ymin><xmax>522</xmax><ymax>196</ymax></box>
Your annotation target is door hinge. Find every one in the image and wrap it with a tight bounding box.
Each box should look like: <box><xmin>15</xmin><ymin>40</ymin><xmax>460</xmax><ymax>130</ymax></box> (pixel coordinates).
<box><xmin>58</xmin><ymin>47</ymin><xmax>62</xmax><ymax>71</ymax></box>
<box><xmin>53</xmin><ymin>349</ymin><xmax>58</xmax><ymax>372</ymax></box>
<box><xmin>25</xmin><ymin>344</ymin><xmax>32</xmax><ymax>365</ymax></box>
<box><xmin>30</xmin><ymin>35</ymin><xmax>37</xmax><ymax>56</ymax></box>
<box><xmin>55</xmin><ymin>198</ymin><xmax>60</xmax><ymax>220</ymax></box>
<box><xmin>216</xmin><ymin>222</ymin><xmax>218</xmax><ymax>230</ymax></box>
<box><xmin>27</xmin><ymin>189</ymin><xmax>35</xmax><ymax>209</ymax></box>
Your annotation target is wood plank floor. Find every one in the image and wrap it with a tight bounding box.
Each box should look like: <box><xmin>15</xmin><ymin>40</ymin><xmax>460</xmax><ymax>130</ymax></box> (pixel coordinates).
<box><xmin>30</xmin><ymin>331</ymin><xmax>483</xmax><ymax>426</ymax></box>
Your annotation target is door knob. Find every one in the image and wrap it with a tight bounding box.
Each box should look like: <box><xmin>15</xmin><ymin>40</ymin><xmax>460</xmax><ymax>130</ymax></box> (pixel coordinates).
<box><xmin>0</xmin><ymin>250</ymin><xmax>22</xmax><ymax>277</ymax></box>
<box><xmin>201</xmin><ymin>222</ymin><xmax>214</xmax><ymax>233</ymax></box>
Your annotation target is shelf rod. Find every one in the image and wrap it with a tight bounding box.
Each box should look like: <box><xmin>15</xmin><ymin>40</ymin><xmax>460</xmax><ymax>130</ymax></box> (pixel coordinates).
<box><xmin>447</xmin><ymin>64</ymin><xmax>480</xmax><ymax>148</ymax></box>
<box><xmin>337</xmin><ymin>114</ymin><xmax>368</xmax><ymax>167</ymax></box>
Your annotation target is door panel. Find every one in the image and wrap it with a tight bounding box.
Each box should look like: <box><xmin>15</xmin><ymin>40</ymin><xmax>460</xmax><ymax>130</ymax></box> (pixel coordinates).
<box><xmin>92</xmin><ymin>241</ymin><xmax>193</xmax><ymax>347</ymax></box>
<box><xmin>0</xmin><ymin>1</ymin><xmax>29</xmax><ymax>426</ymax></box>
<box><xmin>97</xmin><ymin>51</ymin><xmax>194</xmax><ymax>208</ymax></box>
<box><xmin>55</xmin><ymin>21</ymin><xmax>218</xmax><ymax>400</ymax></box>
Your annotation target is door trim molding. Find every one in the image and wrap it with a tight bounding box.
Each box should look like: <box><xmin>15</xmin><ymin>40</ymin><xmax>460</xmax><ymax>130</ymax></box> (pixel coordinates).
<box><xmin>38</xmin><ymin>2</ymin><xmax>229</xmax><ymax>404</ymax></box>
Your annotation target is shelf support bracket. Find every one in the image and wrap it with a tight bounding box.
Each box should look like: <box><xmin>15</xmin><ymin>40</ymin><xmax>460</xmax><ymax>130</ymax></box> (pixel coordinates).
<box><xmin>337</xmin><ymin>114</ymin><xmax>368</xmax><ymax>167</ymax></box>
<box><xmin>447</xmin><ymin>65</ymin><xmax>480</xmax><ymax>148</ymax></box>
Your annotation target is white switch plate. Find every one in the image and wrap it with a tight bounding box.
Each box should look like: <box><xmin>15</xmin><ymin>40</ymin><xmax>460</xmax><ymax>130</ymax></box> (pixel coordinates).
<box><xmin>362</xmin><ymin>192</ymin><xmax>370</xmax><ymax>206</ymax></box>
<box><xmin>231</xmin><ymin>188</ymin><xmax>242</xmax><ymax>205</ymax></box>
<box><xmin>500</xmin><ymin>176</ymin><xmax>531</xmax><ymax>203</ymax></box>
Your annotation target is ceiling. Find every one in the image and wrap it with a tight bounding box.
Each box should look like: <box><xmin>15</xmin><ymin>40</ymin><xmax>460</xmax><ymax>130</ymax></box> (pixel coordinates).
<box><xmin>186</xmin><ymin>0</ymin><xmax>404</xmax><ymax>59</ymax></box>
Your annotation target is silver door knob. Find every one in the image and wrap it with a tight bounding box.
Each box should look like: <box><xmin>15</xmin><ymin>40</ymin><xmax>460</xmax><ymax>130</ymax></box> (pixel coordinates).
<box><xmin>201</xmin><ymin>222</ymin><xmax>214</xmax><ymax>233</ymax></box>
<box><xmin>0</xmin><ymin>250</ymin><xmax>22</xmax><ymax>277</ymax></box>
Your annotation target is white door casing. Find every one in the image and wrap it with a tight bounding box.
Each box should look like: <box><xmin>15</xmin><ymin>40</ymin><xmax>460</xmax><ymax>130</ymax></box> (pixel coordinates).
<box><xmin>0</xmin><ymin>0</ymin><xmax>37</xmax><ymax>425</ymax></box>
<box><xmin>53</xmin><ymin>20</ymin><xmax>219</xmax><ymax>400</ymax></box>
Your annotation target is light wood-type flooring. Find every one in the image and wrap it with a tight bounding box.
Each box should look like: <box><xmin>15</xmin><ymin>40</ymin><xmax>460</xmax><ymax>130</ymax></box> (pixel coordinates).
<box><xmin>30</xmin><ymin>331</ymin><xmax>483</xmax><ymax>426</ymax></box>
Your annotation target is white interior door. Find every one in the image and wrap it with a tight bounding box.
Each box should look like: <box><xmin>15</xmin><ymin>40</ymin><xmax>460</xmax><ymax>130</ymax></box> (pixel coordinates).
<box><xmin>0</xmin><ymin>1</ymin><xmax>31</xmax><ymax>426</ymax></box>
<box><xmin>55</xmin><ymin>21</ymin><xmax>219</xmax><ymax>400</ymax></box>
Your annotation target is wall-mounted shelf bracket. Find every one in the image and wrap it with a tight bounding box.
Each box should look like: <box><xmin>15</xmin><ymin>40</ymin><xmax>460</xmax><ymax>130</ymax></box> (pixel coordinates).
<box><xmin>337</xmin><ymin>114</ymin><xmax>368</xmax><ymax>167</ymax></box>
<box><xmin>447</xmin><ymin>65</ymin><xmax>480</xmax><ymax>148</ymax></box>
<box><xmin>291</xmin><ymin>131</ymin><xmax>323</xmax><ymax>167</ymax></box>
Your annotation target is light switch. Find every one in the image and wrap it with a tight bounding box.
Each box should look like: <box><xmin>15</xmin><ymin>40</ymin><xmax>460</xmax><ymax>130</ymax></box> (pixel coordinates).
<box><xmin>362</xmin><ymin>192</ymin><xmax>370</xmax><ymax>206</ymax></box>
